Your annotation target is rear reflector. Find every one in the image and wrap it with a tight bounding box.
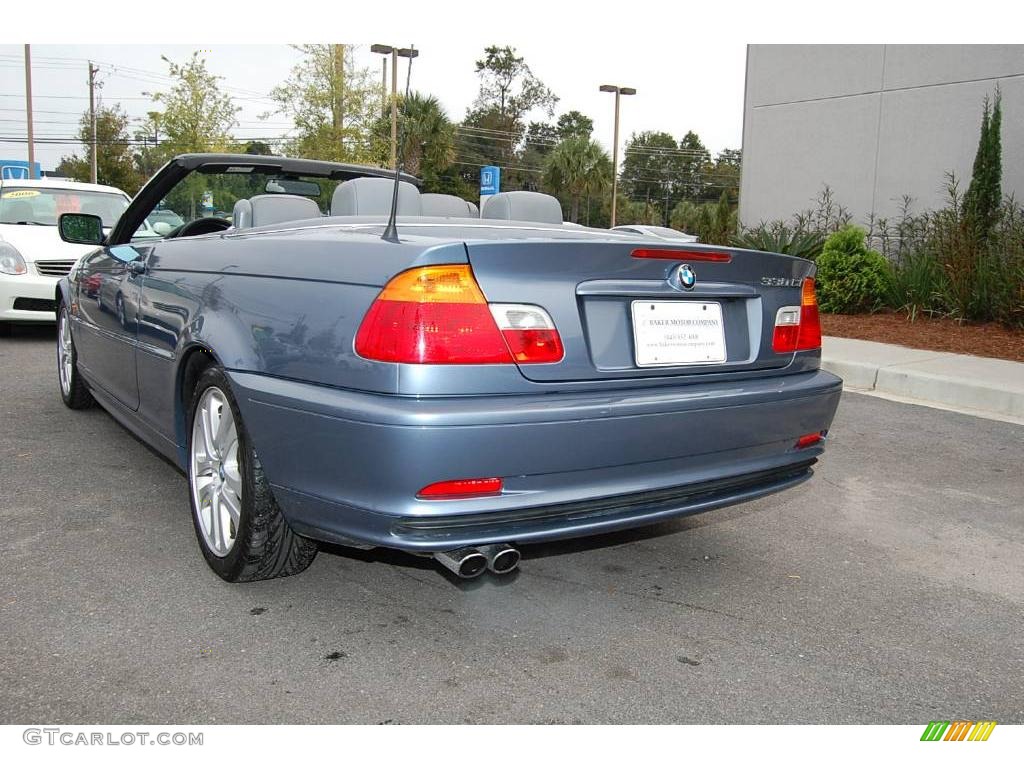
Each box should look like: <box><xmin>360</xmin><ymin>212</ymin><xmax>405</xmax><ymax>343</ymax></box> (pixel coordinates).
<box><xmin>489</xmin><ymin>304</ymin><xmax>564</xmax><ymax>364</ymax></box>
<box><xmin>631</xmin><ymin>248</ymin><xmax>732</xmax><ymax>262</ymax></box>
<box><xmin>418</xmin><ymin>477</ymin><xmax>504</xmax><ymax>499</ymax></box>
<box><xmin>355</xmin><ymin>265</ymin><xmax>513</xmax><ymax>364</ymax></box>
<box><xmin>795</xmin><ymin>432</ymin><xmax>824</xmax><ymax>449</ymax></box>
<box><xmin>772</xmin><ymin>277</ymin><xmax>822</xmax><ymax>353</ymax></box>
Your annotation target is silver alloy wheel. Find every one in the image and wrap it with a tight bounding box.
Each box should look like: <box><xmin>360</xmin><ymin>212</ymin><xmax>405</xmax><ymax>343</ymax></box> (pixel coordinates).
<box><xmin>189</xmin><ymin>386</ymin><xmax>242</xmax><ymax>557</ymax></box>
<box><xmin>58</xmin><ymin>308</ymin><xmax>72</xmax><ymax>396</ymax></box>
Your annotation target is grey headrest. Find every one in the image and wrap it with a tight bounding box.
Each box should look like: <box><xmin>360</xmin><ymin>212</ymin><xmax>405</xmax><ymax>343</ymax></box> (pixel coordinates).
<box><xmin>481</xmin><ymin>191</ymin><xmax>562</xmax><ymax>224</ymax></box>
<box><xmin>232</xmin><ymin>198</ymin><xmax>252</xmax><ymax>229</ymax></box>
<box><xmin>466</xmin><ymin>201</ymin><xmax>480</xmax><ymax>217</ymax></box>
<box><xmin>421</xmin><ymin>193</ymin><xmax>477</xmax><ymax>218</ymax></box>
<box><xmin>331</xmin><ymin>177</ymin><xmax>421</xmax><ymax>216</ymax></box>
<box><xmin>233</xmin><ymin>194</ymin><xmax>320</xmax><ymax>229</ymax></box>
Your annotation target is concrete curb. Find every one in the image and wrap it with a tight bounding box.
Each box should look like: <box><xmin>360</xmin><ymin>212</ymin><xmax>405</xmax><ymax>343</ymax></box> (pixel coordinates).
<box><xmin>821</xmin><ymin>336</ymin><xmax>1024</xmax><ymax>424</ymax></box>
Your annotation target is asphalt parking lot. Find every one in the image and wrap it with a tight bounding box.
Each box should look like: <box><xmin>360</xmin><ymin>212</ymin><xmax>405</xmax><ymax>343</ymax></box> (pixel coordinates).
<box><xmin>1</xmin><ymin>325</ymin><xmax>1022</xmax><ymax>724</ymax></box>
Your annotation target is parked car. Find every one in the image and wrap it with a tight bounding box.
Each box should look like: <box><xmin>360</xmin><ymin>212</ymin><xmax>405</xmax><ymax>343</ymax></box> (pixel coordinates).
<box><xmin>0</xmin><ymin>178</ymin><xmax>132</xmax><ymax>335</ymax></box>
<box><xmin>145</xmin><ymin>208</ymin><xmax>185</xmax><ymax>235</ymax></box>
<box><xmin>611</xmin><ymin>224</ymin><xmax>699</xmax><ymax>242</ymax></box>
<box><xmin>55</xmin><ymin>153</ymin><xmax>841</xmax><ymax>582</ymax></box>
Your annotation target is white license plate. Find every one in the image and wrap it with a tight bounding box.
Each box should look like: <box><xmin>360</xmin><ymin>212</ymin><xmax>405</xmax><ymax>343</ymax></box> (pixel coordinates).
<box><xmin>631</xmin><ymin>300</ymin><xmax>727</xmax><ymax>367</ymax></box>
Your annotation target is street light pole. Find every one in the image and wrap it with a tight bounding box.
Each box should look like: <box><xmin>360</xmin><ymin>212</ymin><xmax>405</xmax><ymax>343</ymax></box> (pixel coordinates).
<box><xmin>390</xmin><ymin>48</ymin><xmax>398</xmax><ymax>169</ymax></box>
<box><xmin>371</xmin><ymin>44</ymin><xmax>419</xmax><ymax>170</ymax></box>
<box><xmin>599</xmin><ymin>84</ymin><xmax>636</xmax><ymax>228</ymax></box>
<box><xmin>24</xmin><ymin>45</ymin><xmax>34</xmax><ymax>179</ymax></box>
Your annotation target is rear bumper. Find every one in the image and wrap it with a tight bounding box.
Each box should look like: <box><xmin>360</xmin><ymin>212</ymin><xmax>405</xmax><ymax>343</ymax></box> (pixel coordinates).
<box><xmin>0</xmin><ymin>273</ymin><xmax>58</xmax><ymax>322</ymax></box>
<box><xmin>227</xmin><ymin>369</ymin><xmax>843</xmax><ymax>552</ymax></box>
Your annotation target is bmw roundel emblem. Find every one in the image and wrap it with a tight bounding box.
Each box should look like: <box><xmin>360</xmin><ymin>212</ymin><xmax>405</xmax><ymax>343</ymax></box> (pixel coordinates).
<box><xmin>678</xmin><ymin>264</ymin><xmax>696</xmax><ymax>290</ymax></box>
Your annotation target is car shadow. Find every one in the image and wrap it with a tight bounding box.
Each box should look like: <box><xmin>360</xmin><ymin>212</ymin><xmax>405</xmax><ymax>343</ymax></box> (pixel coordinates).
<box><xmin>0</xmin><ymin>323</ymin><xmax>55</xmax><ymax>341</ymax></box>
<box><xmin>315</xmin><ymin>501</ymin><xmax>757</xmax><ymax>590</ymax></box>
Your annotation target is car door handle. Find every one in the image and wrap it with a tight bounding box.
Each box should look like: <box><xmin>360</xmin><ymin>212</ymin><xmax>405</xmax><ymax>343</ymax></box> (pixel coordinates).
<box><xmin>128</xmin><ymin>261</ymin><xmax>147</xmax><ymax>276</ymax></box>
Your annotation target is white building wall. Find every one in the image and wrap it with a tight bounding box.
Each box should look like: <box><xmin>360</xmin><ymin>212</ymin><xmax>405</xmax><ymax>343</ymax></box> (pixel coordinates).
<box><xmin>739</xmin><ymin>45</ymin><xmax>1024</xmax><ymax>226</ymax></box>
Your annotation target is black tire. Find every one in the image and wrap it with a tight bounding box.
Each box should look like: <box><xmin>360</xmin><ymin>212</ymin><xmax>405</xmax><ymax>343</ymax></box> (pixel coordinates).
<box><xmin>56</xmin><ymin>303</ymin><xmax>94</xmax><ymax>409</ymax></box>
<box><xmin>0</xmin><ymin>321</ymin><xmax>11</xmax><ymax>338</ymax></box>
<box><xmin>187</xmin><ymin>365</ymin><xmax>317</xmax><ymax>582</ymax></box>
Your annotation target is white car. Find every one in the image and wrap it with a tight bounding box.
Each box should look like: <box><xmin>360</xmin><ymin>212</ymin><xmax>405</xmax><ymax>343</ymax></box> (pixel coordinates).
<box><xmin>0</xmin><ymin>178</ymin><xmax>132</xmax><ymax>336</ymax></box>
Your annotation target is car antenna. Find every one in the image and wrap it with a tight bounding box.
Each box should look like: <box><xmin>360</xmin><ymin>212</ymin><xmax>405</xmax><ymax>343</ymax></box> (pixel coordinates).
<box><xmin>381</xmin><ymin>46</ymin><xmax>415</xmax><ymax>244</ymax></box>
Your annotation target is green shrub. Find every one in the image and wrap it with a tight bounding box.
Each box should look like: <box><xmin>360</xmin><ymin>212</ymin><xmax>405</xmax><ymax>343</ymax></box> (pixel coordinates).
<box><xmin>815</xmin><ymin>226</ymin><xmax>891</xmax><ymax>314</ymax></box>
<box><xmin>731</xmin><ymin>222</ymin><xmax>825</xmax><ymax>260</ymax></box>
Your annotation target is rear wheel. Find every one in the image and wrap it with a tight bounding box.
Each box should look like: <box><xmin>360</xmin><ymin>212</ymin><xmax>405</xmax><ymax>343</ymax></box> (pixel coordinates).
<box><xmin>0</xmin><ymin>321</ymin><xmax>11</xmax><ymax>338</ymax></box>
<box><xmin>56</xmin><ymin>303</ymin><xmax>94</xmax><ymax>409</ymax></box>
<box><xmin>187</xmin><ymin>366</ymin><xmax>317</xmax><ymax>582</ymax></box>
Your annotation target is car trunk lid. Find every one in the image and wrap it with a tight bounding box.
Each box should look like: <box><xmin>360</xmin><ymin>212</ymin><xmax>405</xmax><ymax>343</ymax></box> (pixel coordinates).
<box><xmin>465</xmin><ymin>239</ymin><xmax>813</xmax><ymax>383</ymax></box>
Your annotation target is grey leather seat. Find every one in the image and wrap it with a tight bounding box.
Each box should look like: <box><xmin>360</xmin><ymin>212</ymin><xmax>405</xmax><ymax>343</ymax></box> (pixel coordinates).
<box><xmin>481</xmin><ymin>191</ymin><xmax>562</xmax><ymax>224</ymax></box>
<box><xmin>233</xmin><ymin>194</ymin><xmax>321</xmax><ymax>229</ymax></box>
<box><xmin>421</xmin><ymin>193</ymin><xmax>477</xmax><ymax>218</ymax></box>
<box><xmin>331</xmin><ymin>177</ymin><xmax>421</xmax><ymax>216</ymax></box>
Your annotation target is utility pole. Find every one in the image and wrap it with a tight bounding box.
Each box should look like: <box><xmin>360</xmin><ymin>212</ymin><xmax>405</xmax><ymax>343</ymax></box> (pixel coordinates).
<box><xmin>24</xmin><ymin>45</ymin><xmax>35</xmax><ymax>179</ymax></box>
<box><xmin>599</xmin><ymin>84</ymin><xmax>636</xmax><ymax>228</ymax></box>
<box><xmin>380</xmin><ymin>57</ymin><xmax>388</xmax><ymax>119</ymax></box>
<box><xmin>88</xmin><ymin>61</ymin><xmax>100</xmax><ymax>184</ymax></box>
<box><xmin>332</xmin><ymin>44</ymin><xmax>345</xmax><ymax>153</ymax></box>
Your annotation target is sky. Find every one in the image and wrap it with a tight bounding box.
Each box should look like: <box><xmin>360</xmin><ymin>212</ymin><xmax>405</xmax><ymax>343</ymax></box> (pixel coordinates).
<box><xmin>0</xmin><ymin>41</ymin><xmax>748</xmax><ymax>173</ymax></box>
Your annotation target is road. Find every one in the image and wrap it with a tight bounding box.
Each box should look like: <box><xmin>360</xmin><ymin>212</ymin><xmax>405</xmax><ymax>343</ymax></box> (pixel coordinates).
<box><xmin>1</xmin><ymin>325</ymin><xmax>1022</xmax><ymax>724</ymax></box>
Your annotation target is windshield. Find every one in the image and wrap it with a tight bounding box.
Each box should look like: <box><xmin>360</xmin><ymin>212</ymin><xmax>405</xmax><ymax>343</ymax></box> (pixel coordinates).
<box><xmin>0</xmin><ymin>187</ymin><xmax>129</xmax><ymax>228</ymax></box>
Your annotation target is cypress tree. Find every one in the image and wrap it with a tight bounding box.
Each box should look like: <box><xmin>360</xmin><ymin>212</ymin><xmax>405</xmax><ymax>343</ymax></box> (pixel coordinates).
<box><xmin>963</xmin><ymin>89</ymin><xmax>1003</xmax><ymax>243</ymax></box>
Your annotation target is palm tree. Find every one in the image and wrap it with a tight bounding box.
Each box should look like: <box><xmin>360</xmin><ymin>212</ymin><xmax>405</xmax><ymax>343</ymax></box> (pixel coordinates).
<box><xmin>542</xmin><ymin>136</ymin><xmax>611</xmax><ymax>223</ymax></box>
<box><xmin>397</xmin><ymin>93</ymin><xmax>457</xmax><ymax>178</ymax></box>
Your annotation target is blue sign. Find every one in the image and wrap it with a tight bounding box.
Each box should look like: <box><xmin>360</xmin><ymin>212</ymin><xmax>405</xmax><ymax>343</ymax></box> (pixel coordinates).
<box><xmin>480</xmin><ymin>166</ymin><xmax>500</xmax><ymax>196</ymax></box>
<box><xmin>1</xmin><ymin>160</ymin><xmax>41</xmax><ymax>180</ymax></box>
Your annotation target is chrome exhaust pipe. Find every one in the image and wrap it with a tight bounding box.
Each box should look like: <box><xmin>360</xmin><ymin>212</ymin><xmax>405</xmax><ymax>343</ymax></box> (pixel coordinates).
<box><xmin>479</xmin><ymin>543</ymin><xmax>521</xmax><ymax>575</ymax></box>
<box><xmin>433</xmin><ymin>548</ymin><xmax>488</xmax><ymax>579</ymax></box>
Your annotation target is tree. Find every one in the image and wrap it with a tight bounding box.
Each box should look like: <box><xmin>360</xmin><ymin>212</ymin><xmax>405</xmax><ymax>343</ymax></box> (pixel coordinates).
<box><xmin>147</xmin><ymin>53</ymin><xmax>238</xmax><ymax>154</ymax></box>
<box><xmin>472</xmin><ymin>45</ymin><xmax>558</xmax><ymax>128</ymax></box>
<box><xmin>963</xmin><ymin>89</ymin><xmax>1002</xmax><ymax>243</ymax></box>
<box><xmin>55</xmin><ymin>104</ymin><xmax>141</xmax><ymax>194</ymax></box>
<box><xmin>542</xmin><ymin>136</ymin><xmax>611</xmax><ymax>223</ymax></box>
<box><xmin>670</xmin><ymin>190</ymin><xmax>736</xmax><ymax>244</ymax></box>
<box><xmin>619</xmin><ymin>131</ymin><xmax>679</xmax><ymax>210</ymax></box>
<box><xmin>556</xmin><ymin>110</ymin><xmax>593</xmax><ymax>140</ymax></box>
<box><xmin>131</xmin><ymin>111</ymin><xmax>169</xmax><ymax>180</ymax></box>
<box><xmin>706</xmin><ymin>148</ymin><xmax>741</xmax><ymax>204</ymax></box>
<box><xmin>462</xmin><ymin>45</ymin><xmax>558</xmax><ymax>186</ymax></box>
<box><xmin>266</xmin><ymin>45</ymin><xmax>380</xmax><ymax>163</ymax></box>
<box><xmin>384</xmin><ymin>93</ymin><xmax>456</xmax><ymax>179</ymax></box>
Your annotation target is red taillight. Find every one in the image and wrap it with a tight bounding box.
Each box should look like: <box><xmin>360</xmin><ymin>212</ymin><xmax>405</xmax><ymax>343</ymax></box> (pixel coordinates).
<box><xmin>418</xmin><ymin>477</ymin><xmax>503</xmax><ymax>499</ymax></box>
<box><xmin>795</xmin><ymin>432</ymin><xmax>824</xmax><ymax>449</ymax></box>
<box><xmin>772</xmin><ymin>277</ymin><xmax>822</xmax><ymax>353</ymax></box>
<box><xmin>631</xmin><ymin>248</ymin><xmax>732</xmax><ymax>262</ymax></box>
<box><xmin>489</xmin><ymin>304</ymin><xmax>564</xmax><ymax>364</ymax></box>
<box><xmin>355</xmin><ymin>265</ymin><xmax>513</xmax><ymax>364</ymax></box>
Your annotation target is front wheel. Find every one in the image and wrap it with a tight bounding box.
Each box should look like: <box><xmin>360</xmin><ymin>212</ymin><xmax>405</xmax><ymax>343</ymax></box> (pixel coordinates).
<box><xmin>187</xmin><ymin>366</ymin><xmax>317</xmax><ymax>582</ymax></box>
<box><xmin>57</xmin><ymin>303</ymin><xmax>93</xmax><ymax>409</ymax></box>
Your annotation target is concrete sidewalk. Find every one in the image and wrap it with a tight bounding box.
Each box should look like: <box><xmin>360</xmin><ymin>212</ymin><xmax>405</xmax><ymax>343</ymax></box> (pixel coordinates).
<box><xmin>821</xmin><ymin>336</ymin><xmax>1024</xmax><ymax>424</ymax></box>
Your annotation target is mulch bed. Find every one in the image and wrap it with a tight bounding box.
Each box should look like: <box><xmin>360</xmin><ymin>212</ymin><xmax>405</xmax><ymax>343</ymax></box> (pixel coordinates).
<box><xmin>821</xmin><ymin>311</ymin><xmax>1024</xmax><ymax>364</ymax></box>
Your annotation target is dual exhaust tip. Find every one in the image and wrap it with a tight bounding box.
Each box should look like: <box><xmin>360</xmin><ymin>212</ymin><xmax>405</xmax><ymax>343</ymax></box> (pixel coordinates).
<box><xmin>433</xmin><ymin>544</ymin><xmax>520</xmax><ymax>579</ymax></box>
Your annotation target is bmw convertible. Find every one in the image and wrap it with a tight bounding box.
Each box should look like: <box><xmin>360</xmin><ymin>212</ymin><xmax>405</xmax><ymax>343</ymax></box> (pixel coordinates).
<box><xmin>55</xmin><ymin>154</ymin><xmax>841</xmax><ymax>581</ymax></box>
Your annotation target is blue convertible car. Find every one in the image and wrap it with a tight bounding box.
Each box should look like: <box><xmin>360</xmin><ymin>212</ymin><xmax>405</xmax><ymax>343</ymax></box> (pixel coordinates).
<box><xmin>55</xmin><ymin>154</ymin><xmax>841</xmax><ymax>581</ymax></box>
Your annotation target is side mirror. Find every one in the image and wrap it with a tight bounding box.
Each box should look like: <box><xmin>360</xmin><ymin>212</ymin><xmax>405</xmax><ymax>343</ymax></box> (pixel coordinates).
<box><xmin>59</xmin><ymin>213</ymin><xmax>105</xmax><ymax>245</ymax></box>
